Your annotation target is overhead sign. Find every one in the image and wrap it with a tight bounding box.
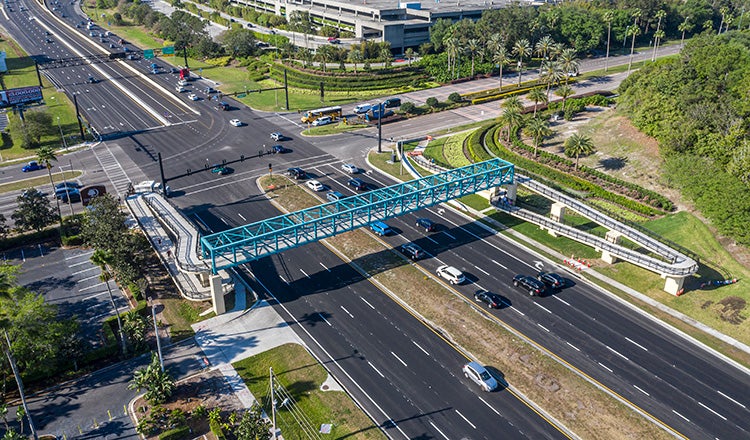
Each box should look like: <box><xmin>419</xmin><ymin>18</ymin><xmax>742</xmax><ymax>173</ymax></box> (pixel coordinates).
<box><xmin>0</xmin><ymin>86</ymin><xmax>43</xmax><ymax>108</ymax></box>
<box><xmin>143</xmin><ymin>49</ymin><xmax>154</xmax><ymax>59</ymax></box>
<box><xmin>81</xmin><ymin>185</ymin><xmax>106</xmax><ymax>206</ymax></box>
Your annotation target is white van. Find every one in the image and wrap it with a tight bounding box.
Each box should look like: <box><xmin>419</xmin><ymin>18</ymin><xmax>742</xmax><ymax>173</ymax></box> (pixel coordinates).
<box><xmin>312</xmin><ymin>116</ymin><xmax>333</xmax><ymax>126</ymax></box>
<box><xmin>354</xmin><ymin>103</ymin><xmax>372</xmax><ymax>114</ymax></box>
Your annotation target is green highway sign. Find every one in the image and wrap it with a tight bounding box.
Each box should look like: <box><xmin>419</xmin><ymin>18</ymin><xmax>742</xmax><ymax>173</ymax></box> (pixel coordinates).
<box><xmin>144</xmin><ymin>49</ymin><xmax>155</xmax><ymax>59</ymax></box>
<box><xmin>162</xmin><ymin>46</ymin><xmax>175</xmax><ymax>55</ymax></box>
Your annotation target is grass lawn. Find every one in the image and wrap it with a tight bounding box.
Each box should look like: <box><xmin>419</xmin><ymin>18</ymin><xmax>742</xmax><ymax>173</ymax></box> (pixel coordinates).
<box><xmin>0</xmin><ymin>37</ymin><xmax>83</xmax><ymax>162</ymax></box>
<box><xmin>302</xmin><ymin>120</ymin><xmax>369</xmax><ymax>136</ymax></box>
<box><xmin>0</xmin><ymin>171</ymin><xmax>83</xmax><ymax>194</ymax></box>
<box><xmin>233</xmin><ymin>343</ymin><xmax>385</xmax><ymax>440</ymax></box>
<box><xmin>159</xmin><ymin>297</ymin><xmax>213</xmax><ymax>342</ymax></box>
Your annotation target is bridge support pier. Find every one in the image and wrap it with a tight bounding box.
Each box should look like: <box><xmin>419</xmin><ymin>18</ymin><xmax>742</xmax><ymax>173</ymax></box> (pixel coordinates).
<box><xmin>662</xmin><ymin>275</ymin><xmax>686</xmax><ymax>295</ymax></box>
<box><xmin>505</xmin><ymin>182</ymin><xmax>518</xmax><ymax>203</ymax></box>
<box><xmin>199</xmin><ymin>272</ymin><xmax>211</xmax><ymax>288</ymax></box>
<box><xmin>601</xmin><ymin>231</ymin><xmax>622</xmax><ymax>264</ymax></box>
<box><xmin>211</xmin><ymin>275</ymin><xmax>226</xmax><ymax>315</ymax></box>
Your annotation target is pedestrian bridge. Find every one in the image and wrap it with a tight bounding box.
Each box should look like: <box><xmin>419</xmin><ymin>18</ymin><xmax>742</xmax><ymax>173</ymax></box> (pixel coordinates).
<box><xmin>201</xmin><ymin>159</ymin><xmax>515</xmax><ymax>272</ymax></box>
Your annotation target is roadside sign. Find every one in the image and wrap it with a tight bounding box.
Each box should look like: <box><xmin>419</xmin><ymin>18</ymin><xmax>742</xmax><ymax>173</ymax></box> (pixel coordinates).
<box><xmin>162</xmin><ymin>46</ymin><xmax>175</xmax><ymax>56</ymax></box>
<box><xmin>81</xmin><ymin>185</ymin><xmax>106</xmax><ymax>206</ymax></box>
<box><xmin>144</xmin><ymin>49</ymin><xmax>154</xmax><ymax>59</ymax></box>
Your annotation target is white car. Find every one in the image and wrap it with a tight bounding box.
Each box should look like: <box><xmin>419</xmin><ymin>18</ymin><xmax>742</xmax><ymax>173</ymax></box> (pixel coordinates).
<box><xmin>306</xmin><ymin>180</ymin><xmax>325</xmax><ymax>191</ymax></box>
<box><xmin>178</xmin><ymin>79</ymin><xmax>189</xmax><ymax>86</ymax></box>
<box><xmin>311</xmin><ymin>116</ymin><xmax>332</xmax><ymax>126</ymax></box>
<box><xmin>462</xmin><ymin>362</ymin><xmax>498</xmax><ymax>392</ymax></box>
<box><xmin>436</xmin><ymin>265</ymin><xmax>466</xmax><ymax>285</ymax></box>
<box><xmin>187</xmin><ymin>93</ymin><xmax>199</xmax><ymax>101</ymax></box>
<box><xmin>341</xmin><ymin>163</ymin><xmax>358</xmax><ymax>174</ymax></box>
<box><xmin>270</xmin><ymin>132</ymin><xmax>284</xmax><ymax>141</ymax></box>
<box><xmin>229</xmin><ymin>119</ymin><xmax>243</xmax><ymax>127</ymax></box>
<box><xmin>175</xmin><ymin>85</ymin><xmax>186</xmax><ymax>93</ymax></box>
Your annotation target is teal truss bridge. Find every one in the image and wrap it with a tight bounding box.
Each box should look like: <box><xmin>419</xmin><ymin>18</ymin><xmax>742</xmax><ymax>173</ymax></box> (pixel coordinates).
<box><xmin>201</xmin><ymin>159</ymin><xmax>515</xmax><ymax>273</ymax></box>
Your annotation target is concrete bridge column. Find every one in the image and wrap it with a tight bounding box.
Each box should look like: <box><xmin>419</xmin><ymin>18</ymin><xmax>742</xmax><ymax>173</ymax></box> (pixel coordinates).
<box><xmin>211</xmin><ymin>275</ymin><xmax>226</xmax><ymax>315</ymax></box>
<box><xmin>199</xmin><ymin>272</ymin><xmax>210</xmax><ymax>288</ymax></box>
<box><xmin>505</xmin><ymin>182</ymin><xmax>517</xmax><ymax>203</ymax></box>
<box><xmin>550</xmin><ymin>202</ymin><xmax>566</xmax><ymax>223</ymax></box>
<box><xmin>663</xmin><ymin>275</ymin><xmax>686</xmax><ymax>295</ymax></box>
<box><xmin>601</xmin><ymin>231</ymin><xmax>622</xmax><ymax>264</ymax></box>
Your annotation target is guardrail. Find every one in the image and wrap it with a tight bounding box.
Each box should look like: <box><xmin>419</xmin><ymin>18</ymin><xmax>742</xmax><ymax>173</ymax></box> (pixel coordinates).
<box><xmin>143</xmin><ymin>194</ymin><xmax>207</xmax><ymax>274</ymax></box>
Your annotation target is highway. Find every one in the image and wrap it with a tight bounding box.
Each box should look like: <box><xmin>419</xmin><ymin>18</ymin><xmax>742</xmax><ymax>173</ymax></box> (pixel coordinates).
<box><xmin>2</xmin><ymin>3</ymin><xmax>749</xmax><ymax>439</ymax></box>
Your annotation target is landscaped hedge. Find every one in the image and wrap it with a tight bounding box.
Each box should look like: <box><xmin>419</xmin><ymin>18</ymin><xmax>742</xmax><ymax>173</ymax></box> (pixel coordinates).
<box><xmin>467</xmin><ymin>124</ymin><xmax>494</xmax><ymax>163</ymax></box>
<box><xmin>267</xmin><ymin>63</ymin><xmax>425</xmax><ymax>91</ymax></box>
<box><xmin>467</xmin><ymin>84</ymin><xmax>540</xmax><ymax>105</ymax></box>
<box><xmin>159</xmin><ymin>426</ymin><xmax>190</xmax><ymax>440</ymax></box>
<box><xmin>483</xmin><ymin>130</ymin><xmax>666</xmax><ymax>217</ymax></box>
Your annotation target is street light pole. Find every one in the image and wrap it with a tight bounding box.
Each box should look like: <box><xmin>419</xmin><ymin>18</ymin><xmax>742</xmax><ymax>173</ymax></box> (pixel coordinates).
<box><xmin>60</xmin><ymin>166</ymin><xmax>74</xmax><ymax>217</ymax></box>
<box><xmin>149</xmin><ymin>298</ymin><xmax>164</xmax><ymax>371</ymax></box>
<box><xmin>377</xmin><ymin>101</ymin><xmax>383</xmax><ymax>153</ymax></box>
<box><xmin>57</xmin><ymin>117</ymin><xmax>68</xmax><ymax>151</ymax></box>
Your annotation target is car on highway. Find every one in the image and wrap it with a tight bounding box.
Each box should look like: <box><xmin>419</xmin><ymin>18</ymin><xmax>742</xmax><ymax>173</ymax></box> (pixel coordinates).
<box><xmin>341</xmin><ymin>163</ymin><xmax>358</xmax><ymax>174</ymax></box>
<box><xmin>512</xmin><ymin>274</ymin><xmax>545</xmax><ymax>296</ymax></box>
<box><xmin>370</xmin><ymin>221</ymin><xmax>393</xmax><ymax>236</ymax></box>
<box><xmin>353</xmin><ymin>104</ymin><xmax>372</xmax><ymax>114</ymax></box>
<box><xmin>229</xmin><ymin>119</ymin><xmax>243</xmax><ymax>126</ymax></box>
<box><xmin>327</xmin><ymin>37</ymin><xmax>340</xmax><ymax>44</ymax></box>
<box><xmin>436</xmin><ymin>265</ymin><xmax>465</xmax><ymax>285</ymax></box>
<box><xmin>399</xmin><ymin>243</ymin><xmax>424</xmax><ymax>260</ymax></box>
<box><xmin>287</xmin><ymin>168</ymin><xmax>306</xmax><ymax>180</ymax></box>
<box><xmin>474</xmin><ymin>290</ymin><xmax>503</xmax><ymax>309</ymax></box>
<box><xmin>311</xmin><ymin>116</ymin><xmax>333</xmax><ymax>126</ymax></box>
<box><xmin>272</xmin><ymin>145</ymin><xmax>290</xmax><ymax>154</ymax></box>
<box><xmin>87</xmin><ymin>76</ymin><xmax>98</xmax><ymax>84</ymax></box>
<box><xmin>55</xmin><ymin>188</ymin><xmax>81</xmax><ymax>203</ymax></box>
<box><xmin>211</xmin><ymin>165</ymin><xmax>230</xmax><ymax>175</ymax></box>
<box><xmin>187</xmin><ymin>93</ymin><xmax>199</xmax><ymax>101</ymax></box>
<box><xmin>178</xmin><ymin>79</ymin><xmax>189</xmax><ymax>86</ymax></box>
<box><xmin>205</xmin><ymin>87</ymin><xmax>217</xmax><ymax>94</ymax></box>
<box><xmin>347</xmin><ymin>178</ymin><xmax>367</xmax><ymax>191</ymax></box>
<box><xmin>306</xmin><ymin>180</ymin><xmax>324</xmax><ymax>191</ymax></box>
<box><xmin>326</xmin><ymin>191</ymin><xmax>344</xmax><ymax>202</ymax></box>
<box><xmin>175</xmin><ymin>85</ymin><xmax>186</xmax><ymax>93</ymax></box>
<box><xmin>415</xmin><ymin>217</ymin><xmax>435</xmax><ymax>232</ymax></box>
<box><xmin>216</xmin><ymin>101</ymin><xmax>230</xmax><ymax>111</ymax></box>
<box><xmin>383</xmin><ymin>97</ymin><xmax>402</xmax><ymax>108</ymax></box>
<box><xmin>270</xmin><ymin>132</ymin><xmax>284</xmax><ymax>141</ymax></box>
<box><xmin>537</xmin><ymin>271</ymin><xmax>565</xmax><ymax>289</ymax></box>
<box><xmin>22</xmin><ymin>161</ymin><xmax>44</xmax><ymax>172</ymax></box>
<box><xmin>462</xmin><ymin>362</ymin><xmax>498</xmax><ymax>392</ymax></box>
<box><xmin>55</xmin><ymin>182</ymin><xmax>81</xmax><ymax>190</ymax></box>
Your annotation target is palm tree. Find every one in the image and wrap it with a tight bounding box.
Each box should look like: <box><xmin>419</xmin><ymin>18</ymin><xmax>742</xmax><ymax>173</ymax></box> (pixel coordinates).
<box><xmin>535</xmin><ymin>35</ymin><xmax>554</xmax><ymax>60</ymax></box>
<box><xmin>347</xmin><ymin>48</ymin><xmax>362</xmax><ymax>73</ymax></box>
<box><xmin>678</xmin><ymin>17</ymin><xmax>693</xmax><ymax>47</ymax></box>
<box><xmin>404</xmin><ymin>48</ymin><xmax>415</xmax><ymax>66</ymax></box>
<box><xmin>554</xmin><ymin>85</ymin><xmax>574</xmax><ymax>113</ymax></box>
<box><xmin>91</xmin><ymin>249</ymin><xmax>126</xmax><ymax>355</ymax></box>
<box><xmin>129</xmin><ymin>352</ymin><xmax>175</xmax><ymax>405</ymax></box>
<box><xmin>564</xmin><ymin>133</ymin><xmax>595</xmax><ymax>170</ymax></box>
<box><xmin>718</xmin><ymin>6</ymin><xmax>729</xmax><ymax>34</ymax></box>
<box><xmin>500</xmin><ymin>106</ymin><xmax>524</xmax><ymax>142</ymax></box>
<box><xmin>443</xmin><ymin>35</ymin><xmax>459</xmax><ymax>78</ymax></box>
<box><xmin>523</xmin><ymin>117</ymin><xmax>553</xmax><ymax>157</ymax></box>
<box><xmin>465</xmin><ymin>38</ymin><xmax>480</xmax><ymax>78</ymax></box>
<box><xmin>513</xmin><ymin>38</ymin><xmax>532</xmax><ymax>86</ymax></box>
<box><xmin>558</xmin><ymin>48</ymin><xmax>579</xmax><ymax>84</ymax></box>
<box><xmin>493</xmin><ymin>46</ymin><xmax>510</xmax><ymax>91</ymax></box>
<box><xmin>626</xmin><ymin>24</ymin><xmax>641</xmax><ymax>73</ymax></box>
<box><xmin>316</xmin><ymin>45</ymin><xmax>333</xmax><ymax>72</ymax></box>
<box><xmin>36</xmin><ymin>146</ymin><xmax>62</xmax><ymax>229</ymax></box>
<box><xmin>540</xmin><ymin>60</ymin><xmax>564</xmax><ymax>102</ymax></box>
<box><xmin>502</xmin><ymin>95</ymin><xmax>523</xmax><ymax>113</ymax></box>
<box><xmin>527</xmin><ymin>87</ymin><xmax>547</xmax><ymax>117</ymax></box>
<box><xmin>651</xmin><ymin>10</ymin><xmax>666</xmax><ymax>61</ymax></box>
<box><xmin>486</xmin><ymin>33</ymin><xmax>504</xmax><ymax>59</ymax></box>
<box><xmin>603</xmin><ymin>10</ymin><xmax>614</xmax><ymax>72</ymax></box>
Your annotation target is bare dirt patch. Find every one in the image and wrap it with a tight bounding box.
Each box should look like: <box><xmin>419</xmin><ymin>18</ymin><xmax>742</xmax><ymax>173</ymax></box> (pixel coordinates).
<box><xmin>701</xmin><ymin>297</ymin><xmax>748</xmax><ymax>325</ymax></box>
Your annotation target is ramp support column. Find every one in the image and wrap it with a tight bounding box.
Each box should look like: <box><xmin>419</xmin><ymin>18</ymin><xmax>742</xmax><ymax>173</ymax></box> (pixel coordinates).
<box><xmin>211</xmin><ymin>275</ymin><xmax>225</xmax><ymax>315</ymax></box>
<box><xmin>601</xmin><ymin>231</ymin><xmax>622</xmax><ymax>264</ymax></box>
<box><xmin>663</xmin><ymin>275</ymin><xmax>686</xmax><ymax>296</ymax></box>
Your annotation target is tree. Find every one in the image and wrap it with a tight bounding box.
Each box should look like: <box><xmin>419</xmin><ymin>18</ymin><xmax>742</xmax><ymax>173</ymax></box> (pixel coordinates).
<box><xmin>0</xmin><ymin>214</ymin><xmax>8</xmax><ymax>239</ymax></box>
<box><xmin>19</xmin><ymin>111</ymin><xmax>53</xmax><ymax>149</ymax></box>
<box><xmin>36</xmin><ymin>146</ymin><xmax>63</xmax><ymax>228</ymax></box>
<box><xmin>499</xmin><ymin>106</ymin><xmax>523</xmax><ymax>142</ymax></box>
<box><xmin>513</xmin><ymin>38</ymin><xmax>531</xmax><ymax>86</ymax></box>
<box><xmin>651</xmin><ymin>10</ymin><xmax>666</xmax><ymax>61</ymax></box>
<box><xmin>502</xmin><ymin>95</ymin><xmax>523</xmax><ymax>113</ymax></box>
<box><xmin>347</xmin><ymin>48</ymin><xmax>362</xmax><ymax>74</ymax></box>
<box><xmin>81</xmin><ymin>194</ymin><xmax>128</xmax><ymax>251</ymax></box>
<box><xmin>564</xmin><ymin>133</ymin><xmax>595</xmax><ymax>170</ymax></box>
<box><xmin>443</xmin><ymin>35</ymin><xmax>459</xmax><ymax>78</ymax></box>
<box><xmin>627</xmin><ymin>9</ymin><xmax>642</xmax><ymax>73</ymax></box>
<box><xmin>527</xmin><ymin>87</ymin><xmax>547</xmax><ymax>117</ymax></box>
<box><xmin>379</xmin><ymin>44</ymin><xmax>392</xmax><ymax>69</ymax></box>
<box><xmin>400</xmin><ymin>101</ymin><xmax>416</xmax><ymax>114</ymax></box>
<box><xmin>12</xmin><ymin>188</ymin><xmax>57</xmax><ymax>232</ymax></box>
<box><xmin>218</xmin><ymin>28</ymin><xmax>256</xmax><ymax>58</ymax></box>
<box><xmin>448</xmin><ymin>92</ymin><xmax>463</xmax><ymax>103</ymax></box>
<box><xmin>603</xmin><ymin>10</ymin><xmax>614</xmax><ymax>72</ymax></box>
<box><xmin>485</xmin><ymin>33</ymin><xmax>504</xmax><ymax>61</ymax></box>
<box><xmin>465</xmin><ymin>38</ymin><xmax>480</xmax><ymax>78</ymax></box>
<box><xmin>492</xmin><ymin>46</ymin><xmax>510</xmax><ymax>91</ymax></box>
<box><xmin>91</xmin><ymin>250</ymin><xmax>126</xmax><ymax>355</ymax></box>
<box><xmin>534</xmin><ymin>35</ymin><xmax>554</xmax><ymax>60</ymax></box>
<box><xmin>540</xmin><ymin>60</ymin><xmax>564</xmax><ymax>102</ymax></box>
<box><xmin>129</xmin><ymin>353</ymin><xmax>175</xmax><ymax>405</ymax></box>
<box><xmin>524</xmin><ymin>117</ymin><xmax>553</xmax><ymax>156</ymax></box>
<box><xmin>234</xmin><ymin>406</ymin><xmax>272</xmax><ymax>440</ymax></box>
<box><xmin>678</xmin><ymin>18</ymin><xmax>693</xmax><ymax>47</ymax></box>
<box><xmin>123</xmin><ymin>310</ymin><xmax>148</xmax><ymax>351</ymax></box>
<box><xmin>554</xmin><ymin>85</ymin><xmax>574</xmax><ymax>113</ymax></box>
<box><xmin>426</xmin><ymin>97</ymin><xmax>439</xmax><ymax>108</ymax></box>
<box><xmin>404</xmin><ymin>48</ymin><xmax>415</xmax><ymax>66</ymax></box>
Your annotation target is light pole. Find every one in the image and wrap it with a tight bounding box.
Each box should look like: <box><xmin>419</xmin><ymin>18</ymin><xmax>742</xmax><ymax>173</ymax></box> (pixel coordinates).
<box><xmin>57</xmin><ymin>117</ymin><xmax>68</xmax><ymax>150</ymax></box>
<box><xmin>148</xmin><ymin>298</ymin><xmax>164</xmax><ymax>371</ymax></box>
<box><xmin>377</xmin><ymin>101</ymin><xmax>384</xmax><ymax>153</ymax></box>
<box><xmin>60</xmin><ymin>166</ymin><xmax>74</xmax><ymax>217</ymax></box>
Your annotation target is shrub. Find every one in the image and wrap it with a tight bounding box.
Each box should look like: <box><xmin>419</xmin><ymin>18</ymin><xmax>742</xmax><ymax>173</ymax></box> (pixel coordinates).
<box><xmin>158</xmin><ymin>426</ymin><xmax>190</xmax><ymax>440</ymax></box>
<box><xmin>448</xmin><ymin>92</ymin><xmax>463</xmax><ymax>103</ymax></box>
<box><xmin>426</xmin><ymin>97</ymin><xmax>439</xmax><ymax>108</ymax></box>
<box><xmin>400</xmin><ymin>101</ymin><xmax>416</xmax><ymax>114</ymax></box>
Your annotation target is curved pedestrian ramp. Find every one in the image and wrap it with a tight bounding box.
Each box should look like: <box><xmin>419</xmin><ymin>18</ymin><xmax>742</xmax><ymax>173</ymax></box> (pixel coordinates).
<box><xmin>201</xmin><ymin>159</ymin><xmax>515</xmax><ymax>272</ymax></box>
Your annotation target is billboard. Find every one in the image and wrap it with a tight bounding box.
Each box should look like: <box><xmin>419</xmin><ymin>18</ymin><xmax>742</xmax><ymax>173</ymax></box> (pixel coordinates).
<box><xmin>81</xmin><ymin>185</ymin><xmax>107</xmax><ymax>206</ymax></box>
<box><xmin>0</xmin><ymin>86</ymin><xmax>43</xmax><ymax>108</ymax></box>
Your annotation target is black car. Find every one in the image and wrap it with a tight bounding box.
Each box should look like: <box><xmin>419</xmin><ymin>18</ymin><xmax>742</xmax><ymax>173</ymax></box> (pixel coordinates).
<box><xmin>348</xmin><ymin>178</ymin><xmax>367</xmax><ymax>191</ymax></box>
<box><xmin>474</xmin><ymin>290</ymin><xmax>503</xmax><ymax>309</ymax></box>
<box><xmin>56</xmin><ymin>188</ymin><xmax>81</xmax><ymax>203</ymax></box>
<box><xmin>415</xmin><ymin>217</ymin><xmax>435</xmax><ymax>232</ymax></box>
<box><xmin>383</xmin><ymin>97</ymin><xmax>401</xmax><ymax>108</ymax></box>
<box><xmin>216</xmin><ymin>101</ymin><xmax>230</xmax><ymax>111</ymax></box>
<box><xmin>287</xmin><ymin>167</ymin><xmax>306</xmax><ymax>179</ymax></box>
<box><xmin>512</xmin><ymin>274</ymin><xmax>545</xmax><ymax>296</ymax></box>
<box><xmin>399</xmin><ymin>243</ymin><xmax>424</xmax><ymax>260</ymax></box>
<box><xmin>273</xmin><ymin>145</ymin><xmax>290</xmax><ymax>154</ymax></box>
<box><xmin>55</xmin><ymin>181</ymin><xmax>81</xmax><ymax>190</ymax></box>
<box><xmin>537</xmin><ymin>271</ymin><xmax>565</xmax><ymax>289</ymax></box>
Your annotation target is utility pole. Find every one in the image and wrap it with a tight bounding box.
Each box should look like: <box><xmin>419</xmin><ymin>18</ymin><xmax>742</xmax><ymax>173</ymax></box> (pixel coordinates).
<box><xmin>5</xmin><ymin>331</ymin><xmax>37</xmax><ymax>440</ymax></box>
<box><xmin>270</xmin><ymin>367</ymin><xmax>277</xmax><ymax>439</ymax></box>
<box><xmin>73</xmin><ymin>94</ymin><xmax>85</xmax><ymax>141</ymax></box>
<box><xmin>149</xmin><ymin>299</ymin><xmax>164</xmax><ymax>371</ymax></box>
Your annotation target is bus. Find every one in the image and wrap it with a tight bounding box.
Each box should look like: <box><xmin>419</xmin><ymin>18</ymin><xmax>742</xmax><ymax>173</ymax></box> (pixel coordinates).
<box><xmin>301</xmin><ymin>106</ymin><xmax>342</xmax><ymax>123</ymax></box>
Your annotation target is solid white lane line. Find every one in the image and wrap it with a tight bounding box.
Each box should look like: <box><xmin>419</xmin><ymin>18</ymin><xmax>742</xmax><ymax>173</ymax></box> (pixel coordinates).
<box><xmin>474</xmin><ymin>265</ymin><xmax>489</xmax><ymax>276</ymax></box>
<box><xmin>429</xmin><ymin>421</ymin><xmax>450</xmax><ymax>440</ymax></box>
<box><xmin>318</xmin><ymin>313</ymin><xmax>331</xmax><ymax>326</ymax></box>
<box><xmin>534</xmin><ymin>302</ymin><xmax>552</xmax><ymax>314</ymax></box>
<box><xmin>717</xmin><ymin>390</ymin><xmax>746</xmax><ymax>408</ymax></box>
<box><xmin>279</xmin><ymin>275</ymin><xmax>288</xmax><ymax>284</ymax></box>
<box><xmin>411</xmin><ymin>340</ymin><xmax>430</xmax><ymax>356</ymax></box>
<box><xmin>598</xmin><ymin>362</ymin><xmax>613</xmax><ymax>373</ymax></box>
<box><xmin>79</xmin><ymin>282</ymin><xmax>105</xmax><ymax>292</ymax></box>
<box><xmin>606</xmin><ymin>346</ymin><xmax>630</xmax><ymax>361</ymax></box>
<box><xmin>442</xmin><ymin>231</ymin><xmax>456</xmax><ymax>240</ymax></box>
<box><xmin>633</xmin><ymin>385</ymin><xmax>650</xmax><ymax>396</ymax></box>
<box><xmin>300</xmin><ymin>269</ymin><xmax>310</xmax><ymax>278</ymax></box>
<box><xmin>71</xmin><ymin>267</ymin><xmax>98</xmax><ymax>275</ymax></box>
<box><xmin>537</xmin><ymin>323</ymin><xmax>550</xmax><ymax>332</ymax></box>
<box><xmin>698</xmin><ymin>402</ymin><xmax>727</xmax><ymax>421</ymax></box>
<box><xmin>566</xmin><ymin>342</ymin><xmax>581</xmax><ymax>352</ymax></box>
<box><xmin>391</xmin><ymin>352</ymin><xmax>408</xmax><ymax>367</ymax></box>
<box><xmin>361</xmin><ymin>297</ymin><xmax>375</xmax><ymax>310</ymax></box>
<box><xmin>368</xmin><ymin>361</ymin><xmax>385</xmax><ymax>378</ymax></box>
<box><xmin>340</xmin><ymin>306</ymin><xmax>354</xmax><ymax>319</ymax></box>
<box><xmin>672</xmin><ymin>410</ymin><xmax>690</xmax><ymax>422</ymax></box>
<box><xmin>625</xmin><ymin>337</ymin><xmax>649</xmax><ymax>352</ymax></box>
<box><xmin>238</xmin><ymin>213</ymin><xmax>246</xmax><ymax>221</ymax></box>
<box><xmin>454</xmin><ymin>410</ymin><xmax>476</xmax><ymax>429</ymax></box>
<box><xmin>425</xmin><ymin>236</ymin><xmax>439</xmax><ymax>244</ymax></box>
<box><xmin>69</xmin><ymin>260</ymin><xmax>91</xmax><ymax>267</ymax></box>
<box><xmin>78</xmin><ymin>274</ymin><xmax>101</xmax><ymax>283</ymax></box>
<box><xmin>554</xmin><ymin>296</ymin><xmax>571</xmax><ymax>306</ymax></box>
<box><xmin>320</xmin><ymin>262</ymin><xmax>331</xmax><ymax>272</ymax></box>
<box><xmin>83</xmin><ymin>291</ymin><xmax>107</xmax><ymax>300</ymax></box>
<box><xmin>491</xmin><ymin>259</ymin><xmax>507</xmax><ymax>269</ymax></box>
<box><xmin>66</xmin><ymin>252</ymin><xmax>93</xmax><ymax>261</ymax></box>
<box><xmin>477</xmin><ymin>396</ymin><xmax>501</xmax><ymax>415</ymax></box>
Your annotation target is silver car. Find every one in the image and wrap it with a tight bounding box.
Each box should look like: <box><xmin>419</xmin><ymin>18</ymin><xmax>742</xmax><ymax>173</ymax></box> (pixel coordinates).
<box><xmin>462</xmin><ymin>361</ymin><xmax>498</xmax><ymax>392</ymax></box>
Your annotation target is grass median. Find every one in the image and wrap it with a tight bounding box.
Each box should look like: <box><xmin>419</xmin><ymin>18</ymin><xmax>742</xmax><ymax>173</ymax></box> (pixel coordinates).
<box><xmin>258</xmin><ymin>173</ymin><xmax>669</xmax><ymax>440</ymax></box>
